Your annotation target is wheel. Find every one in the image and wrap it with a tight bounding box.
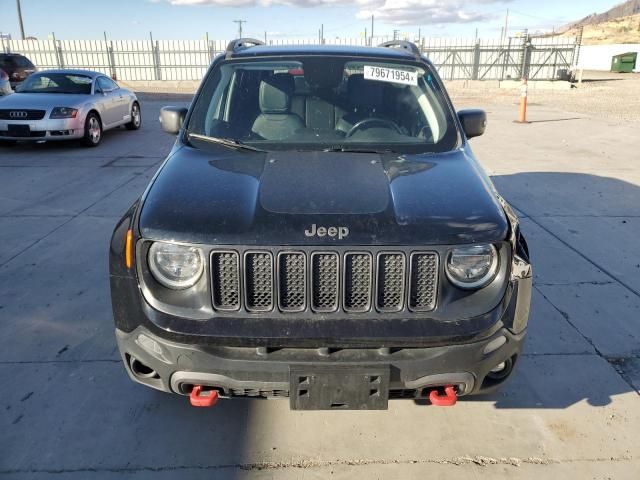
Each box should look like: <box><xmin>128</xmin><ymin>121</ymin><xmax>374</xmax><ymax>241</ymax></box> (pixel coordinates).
<box><xmin>82</xmin><ymin>112</ymin><xmax>102</xmax><ymax>147</ymax></box>
<box><xmin>125</xmin><ymin>102</ymin><xmax>141</xmax><ymax>130</ymax></box>
<box><xmin>0</xmin><ymin>139</ymin><xmax>18</xmax><ymax>147</ymax></box>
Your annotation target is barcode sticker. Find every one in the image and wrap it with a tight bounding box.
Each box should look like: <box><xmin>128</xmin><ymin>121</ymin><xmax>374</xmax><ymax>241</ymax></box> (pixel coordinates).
<box><xmin>363</xmin><ymin>66</ymin><xmax>418</xmax><ymax>86</ymax></box>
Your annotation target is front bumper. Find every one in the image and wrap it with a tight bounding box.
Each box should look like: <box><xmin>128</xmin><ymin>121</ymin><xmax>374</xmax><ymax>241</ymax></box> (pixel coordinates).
<box><xmin>0</xmin><ymin>117</ymin><xmax>84</xmax><ymax>141</ymax></box>
<box><xmin>116</xmin><ymin>323</ymin><xmax>525</xmax><ymax>401</ymax></box>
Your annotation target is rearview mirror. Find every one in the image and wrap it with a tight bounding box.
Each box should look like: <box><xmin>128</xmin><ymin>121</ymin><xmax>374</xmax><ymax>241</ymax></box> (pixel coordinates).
<box><xmin>160</xmin><ymin>106</ymin><xmax>188</xmax><ymax>135</ymax></box>
<box><xmin>457</xmin><ymin>109</ymin><xmax>487</xmax><ymax>139</ymax></box>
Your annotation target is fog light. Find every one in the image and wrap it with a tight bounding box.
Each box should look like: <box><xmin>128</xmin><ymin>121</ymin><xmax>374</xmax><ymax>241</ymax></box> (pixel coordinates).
<box><xmin>490</xmin><ymin>362</ymin><xmax>506</xmax><ymax>373</ymax></box>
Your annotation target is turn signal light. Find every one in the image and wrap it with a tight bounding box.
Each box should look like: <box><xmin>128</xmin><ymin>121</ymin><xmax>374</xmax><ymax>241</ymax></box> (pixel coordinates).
<box><xmin>125</xmin><ymin>229</ymin><xmax>133</xmax><ymax>269</ymax></box>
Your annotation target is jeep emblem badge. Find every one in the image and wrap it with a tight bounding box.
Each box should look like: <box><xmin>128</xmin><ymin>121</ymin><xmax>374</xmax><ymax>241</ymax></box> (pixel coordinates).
<box><xmin>305</xmin><ymin>223</ymin><xmax>349</xmax><ymax>240</ymax></box>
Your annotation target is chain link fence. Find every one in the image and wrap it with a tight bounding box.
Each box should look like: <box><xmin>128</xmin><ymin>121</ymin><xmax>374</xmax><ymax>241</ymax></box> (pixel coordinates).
<box><xmin>1</xmin><ymin>35</ymin><xmax>580</xmax><ymax>82</ymax></box>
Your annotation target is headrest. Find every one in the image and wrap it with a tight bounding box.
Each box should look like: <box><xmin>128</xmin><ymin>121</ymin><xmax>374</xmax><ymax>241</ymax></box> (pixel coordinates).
<box><xmin>259</xmin><ymin>74</ymin><xmax>295</xmax><ymax>114</ymax></box>
<box><xmin>347</xmin><ymin>74</ymin><xmax>384</xmax><ymax>110</ymax></box>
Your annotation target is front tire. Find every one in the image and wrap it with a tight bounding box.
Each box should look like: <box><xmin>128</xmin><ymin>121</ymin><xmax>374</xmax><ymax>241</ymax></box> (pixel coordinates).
<box><xmin>125</xmin><ymin>102</ymin><xmax>141</xmax><ymax>130</ymax></box>
<box><xmin>82</xmin><ymin>112</ymin><xmax>102</xmax><ymax>147</ymax></box>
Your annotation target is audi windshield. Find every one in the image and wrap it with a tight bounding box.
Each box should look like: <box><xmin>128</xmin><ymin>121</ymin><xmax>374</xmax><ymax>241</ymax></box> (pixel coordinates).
<box><xmin>19</xmin><ymin>73</ymin><xmax>92</xmax><ymax>94</ymax></box>
<box><xmin>187</xmin><ymin>56</ymin><xmax>459</xmax><ymax>154</ymax></box>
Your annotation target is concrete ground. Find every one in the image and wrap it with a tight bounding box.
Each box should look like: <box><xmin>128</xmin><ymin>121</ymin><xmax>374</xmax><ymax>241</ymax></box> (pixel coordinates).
<box><xmin>0</xmin><ymin>85</ymin><xmax>639</xmax><ymax>479</ymax></box>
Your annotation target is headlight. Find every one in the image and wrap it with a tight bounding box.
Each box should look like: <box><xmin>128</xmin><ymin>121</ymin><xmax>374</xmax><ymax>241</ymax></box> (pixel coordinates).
<box><xmin>148</xmin><ymin>242</ymin><xmax>203</xmax><ymax>290</ymax></box>
<box><xmin>446</xmin><ymin>244</ymin><xmax>498</xmax><ymax>289</ymax></box>
<box><xmin>50</xmin><ymin>107</ymin><xmax>78</xmax><ymax>119</ymax></box>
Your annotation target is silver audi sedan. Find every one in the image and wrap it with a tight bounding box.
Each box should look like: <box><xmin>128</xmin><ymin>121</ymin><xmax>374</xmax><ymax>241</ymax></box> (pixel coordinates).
<box><xmin>0</xmin><ymin>69</ymin><xmax>141</xmax><ymax>147</ymax></box>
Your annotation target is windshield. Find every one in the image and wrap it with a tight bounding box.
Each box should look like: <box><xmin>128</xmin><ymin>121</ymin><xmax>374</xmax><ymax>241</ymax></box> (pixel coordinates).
<box><xmin>19</xmin><ymin>73</ymin><xmax>92</xmax><ymax>94</ymax></box>
<box><xmin>187</xmin><ymin>56</ymin><xmax>459</xmax><ymax>153</ymax></box>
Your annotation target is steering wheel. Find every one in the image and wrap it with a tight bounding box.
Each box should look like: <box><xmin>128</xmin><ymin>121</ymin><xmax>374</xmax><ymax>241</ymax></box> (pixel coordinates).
<box><xmin>346</xmin><ymin>118</ymin><xmax>403</xmax><ymax>138</ymax></box>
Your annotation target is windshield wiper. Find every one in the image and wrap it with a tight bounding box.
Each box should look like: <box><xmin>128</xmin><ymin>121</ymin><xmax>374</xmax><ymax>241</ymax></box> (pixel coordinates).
<box><xmin>187</xmin><ymin>133</ymin><xmax>265</xmax><ymax>152</ymax></box>
<box><xmin>322</xmin><ymin>147</ymin><xmax>394</xmax><ymax>154</ymax></box>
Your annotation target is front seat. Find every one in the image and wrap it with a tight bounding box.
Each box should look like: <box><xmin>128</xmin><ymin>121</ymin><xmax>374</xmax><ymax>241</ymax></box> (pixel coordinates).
<box><xmin>251</xmin><ymin>74</ymin><xmax>304</xmax><ymax>141</ymax></box>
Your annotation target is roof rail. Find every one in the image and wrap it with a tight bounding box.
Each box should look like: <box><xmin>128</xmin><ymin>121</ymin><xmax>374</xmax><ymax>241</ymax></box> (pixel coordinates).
<box><xmin>225</xmin><ymin>38</ymin><xmax>265</xmax><ymax>58</ymax></box>
<box><xmin>377</xmin><ymin>40</ymin><xmax>422</xmax><ymax>60</ymax></box>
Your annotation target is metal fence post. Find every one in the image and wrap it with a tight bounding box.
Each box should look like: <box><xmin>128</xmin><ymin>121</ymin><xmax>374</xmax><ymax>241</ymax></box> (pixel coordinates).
<box><xmin>149</xmin><ymin>32</ymin><xmax>160</xmax><ymax>80</ymax></box>
<box><xmin>206</xmin><ymin>32</ymin><xmax>214</xmax><ymax>63</ymax></box>
<box><xmin>104</xmin><ymin>32</ymin><xmax>117</xmax><ymax>79</ymax></box>
<box><xmin>572</xmin><ymin>26</ymin><xmax>584</xmax><ymax>69</ymax></box>
<box><xmin>471</xmin><ymin>40</ymin><xmax>481</xmax><ymax>80</ymax></box>
<box><xmin>51</xmin><ymin>33</ymin><xmax>64</xmax><ymax>68</ymax></box>
<box><xmin>520</xmin><ymin>33</ymin><xmax>532</xmax><ymax>80</ymax></box>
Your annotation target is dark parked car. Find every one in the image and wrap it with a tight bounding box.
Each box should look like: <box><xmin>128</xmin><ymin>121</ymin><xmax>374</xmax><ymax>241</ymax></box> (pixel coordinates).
<box><xmin>0</xmin><ymin>53</ymin><xmax>36</xmax><ymax>90</ymax></box>
<box><xmin>110</xmin><ymin>39</ymin><xmax>532</xmax><ymax>410</ymax></box>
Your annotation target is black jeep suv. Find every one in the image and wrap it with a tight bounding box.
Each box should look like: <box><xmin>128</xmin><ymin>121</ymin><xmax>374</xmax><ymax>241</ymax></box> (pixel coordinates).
<box><xmin>110</xmin><ymin>39</ymin><xmax>532</xmax><ymax>410</ymax></box>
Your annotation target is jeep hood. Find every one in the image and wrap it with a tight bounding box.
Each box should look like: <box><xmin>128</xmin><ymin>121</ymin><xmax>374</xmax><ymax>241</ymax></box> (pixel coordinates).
<box><xmin>139</xmin><ymin>145</ymin><xmax>509</xmax><ymax>245</ymax></box>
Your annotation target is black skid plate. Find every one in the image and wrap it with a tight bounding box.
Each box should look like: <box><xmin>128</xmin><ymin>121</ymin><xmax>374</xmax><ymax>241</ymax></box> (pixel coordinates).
<box><xmin>289</xmin><ymin>366</ymin><xmax>390</xmax><ymax>410</ymax></box>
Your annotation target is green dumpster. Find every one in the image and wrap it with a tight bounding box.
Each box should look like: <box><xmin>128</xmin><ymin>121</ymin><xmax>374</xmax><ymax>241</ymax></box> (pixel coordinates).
<box><xmin>611</xmin><ymin>52</ymin><xmax>637</xmax><ymax>73</ymax></box>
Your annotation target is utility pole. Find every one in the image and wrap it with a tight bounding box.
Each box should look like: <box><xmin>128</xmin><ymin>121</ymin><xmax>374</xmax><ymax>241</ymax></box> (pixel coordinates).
<box><xmin>503</xmin><ymin>9</ymin><xmax>510</xmax><ymax>42</ymax></box>
<box><xmin>16</xmin><ymin>0</ymin><xmax>25</xmax><ymax>40</ymax></box>
<box><xmin>371</xmin><ymin>15</ymin><xmax>374</xmax><ymax>44</ymax></box>
<box><xmin>320</xmin><ymin>24</ymin><xmax>324</xmax><ymax>44</ymax></box>
<box><xmin>233</xmin><ymin>19</ymin><xmax>246</xmax><ymax>39</ymax></box>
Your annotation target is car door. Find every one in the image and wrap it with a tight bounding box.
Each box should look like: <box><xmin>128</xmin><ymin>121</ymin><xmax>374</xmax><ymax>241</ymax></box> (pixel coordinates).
<box><xmin>103</xmin><ymin>77</ymin><xmax>129</xmax><ymax>124</ymax></box>
<box><xmin>95</xmin><ymin>76</ymin><xmax>120</xmax><ymax>126</ymax></box>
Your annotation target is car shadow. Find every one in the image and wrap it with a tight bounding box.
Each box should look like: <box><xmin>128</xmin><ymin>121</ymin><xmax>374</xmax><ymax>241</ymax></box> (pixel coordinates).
<box><xmin>468</xmin><ymin>172</ymin><xmax>640</xmax><ymax>409</ymax></box>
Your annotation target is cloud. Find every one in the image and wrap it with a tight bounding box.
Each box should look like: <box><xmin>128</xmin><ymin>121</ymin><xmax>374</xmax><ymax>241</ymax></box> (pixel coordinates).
<box><xmin>162</xmin><ymin>0</ymin><xmax>510</xmax><ymax>26</ymax></box>
<box><xmin>356</xmin><ymin>0</ymin><xmax>510</xmax><ymax>26</ymax></box>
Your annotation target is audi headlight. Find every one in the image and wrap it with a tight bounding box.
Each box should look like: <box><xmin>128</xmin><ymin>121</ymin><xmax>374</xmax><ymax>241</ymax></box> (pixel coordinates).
<box><xmin>50</xmin><ymin>107</ymin><xmax>78</xmax><ymax>119</ymax></box>
<box><xmin>148</xmin><ymin>242</ymin><xmax>203</xmax><ymax>290</ymax></box>
<box><xmin>446</xmin><ymin>244</ymin><xmax>498</xmax><ymax>289</ymax></box>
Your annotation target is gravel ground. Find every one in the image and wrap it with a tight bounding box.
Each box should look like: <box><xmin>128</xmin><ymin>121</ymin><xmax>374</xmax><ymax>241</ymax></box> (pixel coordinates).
<box><xmin>448</xmin><ymin>70</ymin><xmax>640</xmax><ymax>123</ymax></box>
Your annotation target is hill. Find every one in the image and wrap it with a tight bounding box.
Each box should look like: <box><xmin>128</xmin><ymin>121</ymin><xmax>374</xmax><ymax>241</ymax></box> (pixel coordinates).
<box><xmin>549</xmin><ymin>1</ymin><xmax>640</xmax><ymax>44</ymax></box>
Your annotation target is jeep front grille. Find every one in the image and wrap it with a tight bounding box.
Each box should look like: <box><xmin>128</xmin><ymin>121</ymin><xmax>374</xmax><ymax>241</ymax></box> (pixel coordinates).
<box><xmin>278</xmin><ymin>252</ymin><xmax>306</xmax><ymax>312</ymax></box>
<box><xmin>409</xmin><ymin>253</ymin><xmax>438</xmax><ymax>311</ymax></box>
<box><xmin>376</xmin><ymin>253</ymin><xmax>406</xmax><ymax>312</ymax></box>
<box><xmin>211</xmin><ymin>252</ymin><xmax>240</xmax><ymax>311</ymax></box>
<box><xmin>244</xmin><ymin>252</ymin><xmax>274</xmax><ymax>312</ymax></box>
<box><xmin>210</xmin><ymin>249</ymin><xmax>438</xmax><ymax>314</ymax></box>
<box><xmin>311</xmin><ymin>252</ymin><xmax>339</xmax><ymax>312</ymax></box>
<box><xmin>344</xmin><ymin>253</ymin><xmax>373</xmax><ymax>312</ymax></box>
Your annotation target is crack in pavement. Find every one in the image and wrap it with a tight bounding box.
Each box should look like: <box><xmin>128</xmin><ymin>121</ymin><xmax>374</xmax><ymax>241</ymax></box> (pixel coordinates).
<box><xmin>1</xmin><ymin>454</ymin><xmax>634</xmax><ymax>474</ymax></box>
<box><xmin>0</xmin><ymin>163</ymin><xmax>159</xmax><ymax>269</ymax></box>
<box><xmin>535</xmin><ymin>285</ymin><xmax>640</xmax><ymax>395</ymax></box>
<box><xmin>513</xmin><ymin>202</ymin><xmax>640</xmax><ymax>300</ymax></box>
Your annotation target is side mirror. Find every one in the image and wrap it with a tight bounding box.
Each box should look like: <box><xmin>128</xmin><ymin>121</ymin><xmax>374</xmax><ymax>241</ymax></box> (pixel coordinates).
<box><xmin>457</xmin><ymin>109</ymin><xmax>487</xmax><ymax>139</ymax></box>
<box><xmin>160</xmin><ymin>106</ymin><xmax>188</xmax><ymax>135</ymax></box>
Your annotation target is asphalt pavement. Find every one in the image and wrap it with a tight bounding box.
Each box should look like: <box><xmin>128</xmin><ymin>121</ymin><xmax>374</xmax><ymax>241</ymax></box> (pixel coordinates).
<box><xmin>0</xmin><ymin>92</ymin><xmax>638</xmax><ymax>479</ymax></box>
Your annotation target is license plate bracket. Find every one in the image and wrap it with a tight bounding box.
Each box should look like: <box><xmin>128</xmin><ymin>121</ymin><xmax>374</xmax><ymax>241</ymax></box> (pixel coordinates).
<box><xmin>8</xmin><ymin>124</ymin><xmax>30</xmax><ymax>137</ymax></box>
<box><xmin>289</xmin><ymin>366</ymin><xmax>390</xmax><ymax>410</ymax></box>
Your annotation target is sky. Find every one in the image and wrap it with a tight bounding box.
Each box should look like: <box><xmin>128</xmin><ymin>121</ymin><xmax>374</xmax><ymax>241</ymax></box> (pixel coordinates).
<box><xmin>0</xmin><ymin>0</ymin><xmax>625</xmax><ymax>40</ymax></box>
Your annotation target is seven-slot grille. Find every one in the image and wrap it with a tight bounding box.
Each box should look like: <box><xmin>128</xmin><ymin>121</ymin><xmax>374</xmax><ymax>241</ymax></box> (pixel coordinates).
<box><xmin>210</xmin><ymin>250</ymin><xmax>438</xmax><ymax>314</ymax></box>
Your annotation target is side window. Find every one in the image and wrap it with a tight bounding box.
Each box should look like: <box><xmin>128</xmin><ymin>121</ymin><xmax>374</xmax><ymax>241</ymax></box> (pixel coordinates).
<box><xmin>96</xmin><ymin>77</ymin><xmax>115</xmax><ymax>93</ymax></box>
<box><xmin>16</xmin><ymin>56</ymin><xmax>33</xmax><ymax>68</ymax></box>
<box><xmin>104</xmin><ymin>77</ymin><xmax>119</xmax><ymax>91</ymax></box>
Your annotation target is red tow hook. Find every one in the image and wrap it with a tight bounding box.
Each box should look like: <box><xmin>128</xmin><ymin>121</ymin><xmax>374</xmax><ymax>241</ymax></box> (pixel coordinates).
<box><xmin>189</xmin><ymin>385</ymin><xmax>219</xmax><ymax>407</ymax></box>
<box><xmin>428</xmin><ymin>385</ymin><xmax>457</xmax><ymax>406</ymax></box>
